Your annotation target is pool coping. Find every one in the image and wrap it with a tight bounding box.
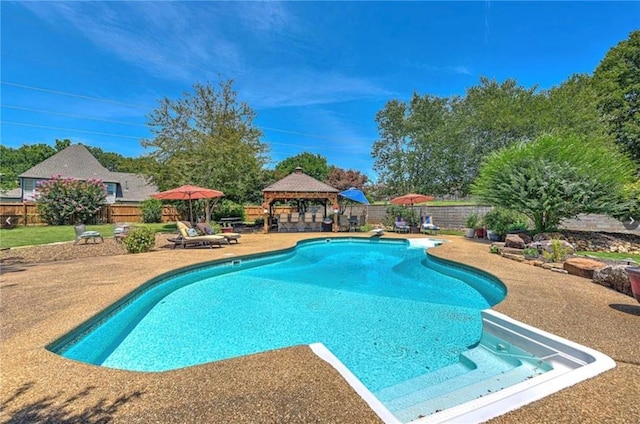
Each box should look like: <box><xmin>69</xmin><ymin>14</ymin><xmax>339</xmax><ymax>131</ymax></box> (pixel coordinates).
<box><xmin>310</xmin><ymin>309</ymin><xmax>616</xmax><ymax>424</ymax></box>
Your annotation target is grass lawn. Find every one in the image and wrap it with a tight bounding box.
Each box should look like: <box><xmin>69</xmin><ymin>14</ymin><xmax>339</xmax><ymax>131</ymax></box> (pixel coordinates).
<box><xmin>0</xmin><ymin>223</ymin><xmax>177</xmax><ymax>249</ymax></box>
<box><xmin>577</xmin><ymin>251</ymin><xmax>639</xmax><ymax>263</ymax></box>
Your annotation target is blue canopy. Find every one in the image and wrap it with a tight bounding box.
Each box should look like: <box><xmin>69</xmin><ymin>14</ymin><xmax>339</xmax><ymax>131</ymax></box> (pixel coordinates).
<box><xmin>339</xmin><ymin>187</ymin><xmax>370</xmax><ymax>204</ymax></box>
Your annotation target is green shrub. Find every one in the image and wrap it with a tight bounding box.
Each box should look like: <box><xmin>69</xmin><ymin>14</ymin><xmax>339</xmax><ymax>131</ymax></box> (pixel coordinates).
<box><xmin>489</xmin><ymin>245</ymin><xmax>500</xmax><ymax>254</ymax></box>
<box><xmin>122</xmin><ymin>226</ymin><xmax>156</xmax><ymax>253</ymax></box>
<box><xmin>542</xmin><ymin>239</ymin><xmax>572</xmax><ymax>262</ymax></box>
<box><xmin>360</xmin><ymin>223</ymin><xmax>374</xmax><ymax>232</ymax></box>
<box><xmin>384</xmin><ymin>204</ymin><xmax>419</xmax><ymax>226</ymax></box>
<box><xmin>472</xmin><ymin>134</ymin><xmax>637</xmax><ymax>232</ymax></box>
<box><xmin>483</xmin><ymin>208</ymin><xmax>529</xmax><ymax>237</ymax></box>
<box><xmin>36</xmin><ymin>176</ymin><xmax>106</xmax><ymax>225</ymax></box>
<box><xmin>141</xmin><ymin>198</ymin><xmax>163</xmax><ymax>223</ymax></box>
<box><xmin>212</xmin><ymin>199</ymin><xmax>246</xmax><ymax>221</ymax></box>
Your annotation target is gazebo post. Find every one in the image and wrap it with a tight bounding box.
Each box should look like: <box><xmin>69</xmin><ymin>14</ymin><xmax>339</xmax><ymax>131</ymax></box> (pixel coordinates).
<box><xmin>262</xmin><ymin>201</ymin><xmax>270</xmax><ymax>234</ymax></box>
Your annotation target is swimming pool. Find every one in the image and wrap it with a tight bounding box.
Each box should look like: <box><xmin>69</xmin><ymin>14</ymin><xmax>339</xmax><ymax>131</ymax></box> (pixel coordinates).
<box><xmin>48</xmin><ymin>237</ymin><xmax>615</xmax><ymax>423</ymax></box>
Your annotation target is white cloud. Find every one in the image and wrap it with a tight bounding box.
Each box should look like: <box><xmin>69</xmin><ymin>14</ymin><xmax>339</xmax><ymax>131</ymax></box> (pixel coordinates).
<box><xmin>20</xmin><ymin>2</ymin><xmax>245</xmax><ymax>82</ymax></box>
<box><xmin>242</xmin><ymin>68</ymin><xmax>394</xmax><ymax>109</ymax></box>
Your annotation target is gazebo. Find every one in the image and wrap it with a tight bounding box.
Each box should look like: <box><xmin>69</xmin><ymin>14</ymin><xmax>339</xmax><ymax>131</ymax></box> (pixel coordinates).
<box><xmin>262</xmin><ymin>167</ymin><xmax>340</xmax><ymax>233</ymax></box>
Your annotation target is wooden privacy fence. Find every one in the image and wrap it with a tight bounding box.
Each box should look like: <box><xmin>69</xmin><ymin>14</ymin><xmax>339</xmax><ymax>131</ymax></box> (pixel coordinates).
<box><xmin>0</xmin><ymin>203</ymin><xmax>180</xmax><ymax>226</ymax></box>
<box><xmin>0</xmin><ymin>202</ymin><xmax>634</xmax><ymax>234</ymax></box>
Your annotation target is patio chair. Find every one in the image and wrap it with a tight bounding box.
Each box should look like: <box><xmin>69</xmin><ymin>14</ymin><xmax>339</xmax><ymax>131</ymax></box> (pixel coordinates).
<box><xmin>289</xmin><ymin>212</ymin><xmax>301</xmax><ymax>232</ymax></box>
<box><xmin>278</xmin><ymin>213</ymin><xmax>290</xmax><ymax>232</ymax></box>
<box><xmin>74</xmin><ymin>224</ymin><xmax>104</xmax><ymax>245</ymax></box>
<box><xmin>420</xmin><ymin>215</ymin><xmax>439</xmax><ymax>235</ymax></box>
<box><xmin>303</xmin><ymin>212</ymin><xmax>314</xmax><ymax>231</ymax></box>
<box><xmin>196</xmin><ymin>222</ymin><xmax>241</xmax><ymax>244</ymax></box>
<box><xmin>394</xmin><ymin>217</ymin><xmax>409</xmax><ymax>233</ymax></box>
<box><xmin>338</xmin><ymin>215</ymin><xmax>350</xmax><ymax>232</ymax></box>
<box><xmin>169</xmin><ymin>221</ymin><xmax>227</xmax><ymax>249</ymax></box>
<box><xmin>113</xmin><ymin>223</ymin><xmax>133</xmax><ymax>243</ymax></box>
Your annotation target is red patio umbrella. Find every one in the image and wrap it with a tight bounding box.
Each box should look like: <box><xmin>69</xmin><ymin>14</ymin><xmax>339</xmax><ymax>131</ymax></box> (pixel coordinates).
<box><xmin>390</xmin><ymin>193</ymin><xmax>435</xmax><ymax>226</ymax></box>
<box><xmin>152</xmin><ymin>184</ymin><xmax>224</xmax><ymax>224</ymax></box>
<box><xmin>390</xmin><ymin>193</ymin><xmax>434</xmax><ymax>206</ymax></box>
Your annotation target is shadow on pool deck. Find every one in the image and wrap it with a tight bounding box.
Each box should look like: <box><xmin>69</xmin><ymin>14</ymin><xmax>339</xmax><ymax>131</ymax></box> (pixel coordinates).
<box><xmin>1</xmin><ymin>232</ymin><xmax>639</xmax><ymax>423</ymax></box>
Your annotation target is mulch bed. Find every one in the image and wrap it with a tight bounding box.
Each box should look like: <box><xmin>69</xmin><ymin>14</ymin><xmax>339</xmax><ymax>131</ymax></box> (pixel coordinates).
<box><xmin>0</xmin><ymin>234</ymin><xmax>173</xmax><ymax>267</ymax></box>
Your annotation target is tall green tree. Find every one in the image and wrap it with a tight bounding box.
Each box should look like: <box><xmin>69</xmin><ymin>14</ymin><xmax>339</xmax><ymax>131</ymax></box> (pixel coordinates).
<box><xmin>372</xmin><ymin>99</ymin><xmax>411</xmax><ymax>197</ymax></box>
<box><xmin>541</xmin><ymin>74</ymin><xmax>605</xmax><ymax>138</ymax></box>
<box><xmin>273</xmin><ymin>152</ymin><xmax>330</xmax><ymax>182</ymax></box>
<box><xmin>142</xmin><ymin>79</ymin><xmax>269</xmax><ymax>216</ymax></box>
<box><xmin>0</xmin><ymin>143</ymin><xmax>56</xmax><ymax>193</ymax></box>
<box><xmin>592</xmin><ymin>30</ymin><xmax>640</xmax><ymax>163</ymax></box>
<box><xmin>373</xmin><ymin>79</ymin><xmax>545</xmax><ymax>197</ymax></box>
<box><xmin>472</xmin><ymin>134</ymin><xmax>637</xmax><ymax>232</ymax></box>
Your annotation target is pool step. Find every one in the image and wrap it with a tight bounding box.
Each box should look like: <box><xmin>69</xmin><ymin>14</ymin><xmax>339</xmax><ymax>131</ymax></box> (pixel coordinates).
<box><xmin>375</xmin><ymin>348</ymin><xmax>540</xmax><ymax>423</ymax></box>
<box><xmin>393</xmin><ymin>365</ymin><xmax>538</xmax><ymax>422</ymax></box>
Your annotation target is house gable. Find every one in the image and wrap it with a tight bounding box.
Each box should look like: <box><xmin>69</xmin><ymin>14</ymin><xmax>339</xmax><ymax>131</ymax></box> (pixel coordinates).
<box><xmin>17</xmin><ymin>144</ymin><xmax>157</xmax><ymax>203</ymax></box>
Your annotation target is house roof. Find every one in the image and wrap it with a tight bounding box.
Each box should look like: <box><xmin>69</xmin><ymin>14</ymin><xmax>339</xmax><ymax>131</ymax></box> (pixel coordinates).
<box><xmin>263</xmin><ymin>167</ymin><xmax>339</xmax><ymax>193</ymax></box>
<box><xmin>0</xmin><ymin>188</ymin><xmax>22</xmax><ymax>199</ymax></box>
<box><xmin>19</xmin><ymin>144</ymin><xmax>115</xmax><ymax>181</ymax></box>
<box><xmin>112</xmin><ymin>172</ymin><xmax>158</xmax><ymax>202</ymax></box>
<box><xmin>18</xmin><ymin>144</ymin><xmax>157</xmax><ymax>202</ymax></box>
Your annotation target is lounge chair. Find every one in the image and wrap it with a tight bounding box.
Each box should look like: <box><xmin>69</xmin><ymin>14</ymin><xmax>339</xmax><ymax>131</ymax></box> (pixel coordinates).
<box><xmin>196</xmin><ymin>222</ymin><xmax>241</xmax><ymax>244</ymax></box>
<box><xmin>74</xmin><ymin>224</ymin><xmax>103</xmax><ymax>245</ymax></box>
<box><xmin>420</xmin><ymin>215</ymin><xmax>439</xmax><ymax>235</ymax></box>
<box><xmin>394</xmin><ymin>218</ymin><xmax>409</xmax><ymax>233</ymax></box>
<box><xmin>169</xmin><ymin>221</ymin><xmax>227</xmax><ymax>249</ymax></box>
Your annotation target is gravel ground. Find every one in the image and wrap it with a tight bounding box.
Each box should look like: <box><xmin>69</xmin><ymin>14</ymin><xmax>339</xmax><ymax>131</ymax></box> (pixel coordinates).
<box><xmin>1</xmin><ymin>233</ymin><xmax>639</xmax><ymax>423</ymax></box>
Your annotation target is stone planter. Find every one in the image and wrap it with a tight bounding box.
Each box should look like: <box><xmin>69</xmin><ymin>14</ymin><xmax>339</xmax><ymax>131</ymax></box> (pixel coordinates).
<box><xmin>625</xmin><ymin>266</ymin><xmax>640</xmax><ymax>303</ymax></box>
<box><xmin>465</xmin><ymin>228</ymin><xmax>475</xmax><ymax>238</ymax></box>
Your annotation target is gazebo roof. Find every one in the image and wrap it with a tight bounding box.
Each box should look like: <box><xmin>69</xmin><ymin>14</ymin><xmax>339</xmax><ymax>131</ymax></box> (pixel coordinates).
<box><xmin>263</xmin><ymin>167</ymin><xmax>338</xmax><ymax>193</ymax></box>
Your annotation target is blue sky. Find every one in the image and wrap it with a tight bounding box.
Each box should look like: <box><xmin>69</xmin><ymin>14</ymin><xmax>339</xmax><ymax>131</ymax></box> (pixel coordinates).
<box><xmin>1</xmin><ymin>1</ymin><xmax>638</xmax><ymax>180</ymax></box>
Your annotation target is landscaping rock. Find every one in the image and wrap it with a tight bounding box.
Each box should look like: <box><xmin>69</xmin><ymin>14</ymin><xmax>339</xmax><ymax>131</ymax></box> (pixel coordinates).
<box><xmin>498</xmin><ymin>246</ymin><xmax>528</xmax><ymax>255</ymax></box>
<box><xmin>505</xmin><ymin>234</ymin><xmax>525</xmax><ymax>249</ymax></box>
<box><xmin>502</xmin><ymin>252</ymin><xmax>525</xmax><ymax>262</ymax></box>
<box><xmin>510</xmin><ymin>232</ymin><xmax>532</xmax><ymax>244</ymax></box>
<box><xmin>563</xmin><ymin>257</ymin><xmax>607</xmax><ymax>279</ymax></box>
<box><xmin>593</xmin><ymin>265</ymin><xmax>633</xmax><ymax>297</ymax></box>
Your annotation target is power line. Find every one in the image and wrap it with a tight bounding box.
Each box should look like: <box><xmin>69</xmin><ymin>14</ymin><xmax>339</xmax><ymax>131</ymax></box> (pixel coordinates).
<box><xmin>261</xmin><ymin>126</ymin><xmax>370</xmax><ymax>143</ymax></box>
<box><xmin>1</xmin><ymin>81</ymin><xmax>150</xmax><ymax>110</ymax></box>
<box><xmin>1</xmin><ymin>105</ymin><xmax>148</xmax><ymax>127</ymax></box>
<box><xmin>1</xmin><ymin>121</ymin><xmax>145</xmax><ymax>140</ymax></box>
<box><xmin>3</xmin><ymin>81</ymin><xmax>375</xmax><ymax>144</ymax></box>
<box><xmin>0</xmin><ymin>121</ymin><xmax>371</xmax><ymax>157</ymax></box>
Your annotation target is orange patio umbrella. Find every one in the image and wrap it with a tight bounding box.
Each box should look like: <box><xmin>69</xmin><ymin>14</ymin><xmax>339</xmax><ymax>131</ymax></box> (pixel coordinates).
<box><xmin>390</xmin><ymin>193</ymin><xmax>434</xmax><ymax>206</ymax></box>
<box><xmin>152</xmin><ymin>184</ymin><xmax>224</xmax><ymax>224</ymax></box>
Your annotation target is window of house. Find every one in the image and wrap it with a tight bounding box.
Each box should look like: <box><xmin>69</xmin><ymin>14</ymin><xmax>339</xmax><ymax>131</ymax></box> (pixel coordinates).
<box><xmin>106</xmin><ymin>183</ymin><xmax>116</xmax><ymax>196</ymax></box>
<box><xmin>22</xmin><ymin>179</ymin><xmax>35</xmax><ymax>191</ymax></box>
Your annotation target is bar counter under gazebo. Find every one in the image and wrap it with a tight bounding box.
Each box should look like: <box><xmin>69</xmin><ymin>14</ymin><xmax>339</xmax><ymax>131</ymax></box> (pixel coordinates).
<box><xmin>261</xmin><ymin>167</ymin><xmax>340</xmax><ymax>233</ymax></box>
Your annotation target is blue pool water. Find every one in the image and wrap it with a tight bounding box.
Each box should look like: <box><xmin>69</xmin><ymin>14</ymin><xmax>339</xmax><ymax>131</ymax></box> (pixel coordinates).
<box><xmin>51</xmin><ymin>238</ymin><xmax>519</xmax><ymax>419</ymax></box>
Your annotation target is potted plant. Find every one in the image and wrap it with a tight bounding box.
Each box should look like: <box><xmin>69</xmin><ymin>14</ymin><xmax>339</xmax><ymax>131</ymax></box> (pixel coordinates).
<box><xmin>625</xmin><ymin>266</ymin><xmax>640</xmax><ymax>303</ymax></box>
<box><xmin>464</xmin><ymin>213</ymin><xmax>479</xmax><ymax>238</ymax></box>
<box><xmin>483</xmin><ymin>208</ymin><xmax>528</xmax><ymax>241</ymax></box>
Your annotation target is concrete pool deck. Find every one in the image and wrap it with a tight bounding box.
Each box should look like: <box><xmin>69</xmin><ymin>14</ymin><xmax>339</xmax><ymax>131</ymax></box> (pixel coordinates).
<box><xmin>1</xmin><ymin>233</ymin><xmax>639</xmax><ymax>423</ymax></box>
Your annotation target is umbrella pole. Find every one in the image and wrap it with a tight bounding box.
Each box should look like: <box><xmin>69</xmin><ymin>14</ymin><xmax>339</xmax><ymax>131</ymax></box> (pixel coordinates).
<box><xmin>189</xmin><ymin>198</ymin><xmax>194</xmax><ymax>225</ymax></box>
